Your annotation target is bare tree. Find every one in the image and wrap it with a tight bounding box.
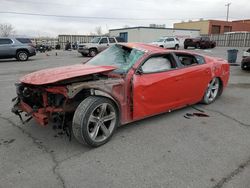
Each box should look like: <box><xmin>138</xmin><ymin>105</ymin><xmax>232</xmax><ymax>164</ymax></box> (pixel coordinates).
<box><xmin>0</xmin><ymin>23</ymin><xmax>15</xmax><ymax>37</ymax></box>
<box><xmin>95</xmin><ymin>26</ymin><xmax>103</xmax><ymax>35</ymax></box>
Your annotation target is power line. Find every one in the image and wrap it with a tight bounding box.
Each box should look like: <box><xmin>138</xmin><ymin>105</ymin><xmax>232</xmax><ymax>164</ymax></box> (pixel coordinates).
<box><xmin>0</xmin><ymin>11</ymin><xmax>232</xmax><ymax>22</ymax></box>
<box><xmin>0</xmin><ymin>11</ymin><xmax>174</xmax><ymax>21</ymax></box>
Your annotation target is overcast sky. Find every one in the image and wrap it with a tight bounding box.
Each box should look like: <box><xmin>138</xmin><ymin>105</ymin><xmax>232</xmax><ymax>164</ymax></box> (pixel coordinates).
<box><xmin>0</xmin><ymin>0</ymin><xmax>249</xmax><ymax>37</ymax></box>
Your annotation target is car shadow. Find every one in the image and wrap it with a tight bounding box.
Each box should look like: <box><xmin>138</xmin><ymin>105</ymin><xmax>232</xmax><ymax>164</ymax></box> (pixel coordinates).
<box><xmin>0</xmin><ymin>58</ymin><xmax>36</xmax><ymax>63</ymax></box>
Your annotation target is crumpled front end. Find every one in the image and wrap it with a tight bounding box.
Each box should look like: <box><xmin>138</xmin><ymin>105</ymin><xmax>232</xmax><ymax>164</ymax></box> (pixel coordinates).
<box><xmin>12</xmin><ymin>83</ymin><xmax>69</xmax><ymax>126</ymax></box>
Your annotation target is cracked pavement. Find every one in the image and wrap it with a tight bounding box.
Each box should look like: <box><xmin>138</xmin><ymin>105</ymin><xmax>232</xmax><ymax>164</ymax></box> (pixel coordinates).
<box><xmin>0</xmin><ymin>48</ymin><xmax>250</xmax><ymax>188</ymax></box>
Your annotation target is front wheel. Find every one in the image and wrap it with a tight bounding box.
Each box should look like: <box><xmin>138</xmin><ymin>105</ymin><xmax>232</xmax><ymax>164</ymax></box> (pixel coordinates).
<box><xmin>202</xmin><ymin>78</ymin><xmax>221</xmax><ymax>104</ymax></box>
<box><xmin>72</xmin><ymin>96</ymin><xmax>119</xmax><ymax>147</ymax></box>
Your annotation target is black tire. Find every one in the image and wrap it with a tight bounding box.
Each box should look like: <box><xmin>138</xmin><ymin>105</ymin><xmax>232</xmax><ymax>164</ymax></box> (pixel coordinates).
<box><xmin>174</xmin><ymin>44</ymin><xmax>179</xmax><ymax>50</ymax></box>
<box><xmin>81</xmin><ymin>53</ymin><xmax>87</xmax><ymax>57</ymax></box>
<box><xmin>241</xmin><ymin>63</ymin><xmax>247</xmax><ymax>70</ymax></box>
<box><xmin>16</xmin><ymin>51</ymin><xmax>29</xmax><ymax>61</ymax></box>
<box><xmin>89</xmin><ymin>49</ymin><xmax>97</xmax><ymax>57</ymax></box>
<box><xmin>184</xmin><ymin>45</ymin><xmax>188</xmax><ymax>49</ymax></box>
<box><xmin>72</xmin><ymin>96</ymin><xmax>119</xmax><ymax>147</ymax></box>
<box><xmin>202</xmin><ymin>78</ymin><xmax>221</xmax><ymax>104</ymax></box>
<box><xmin>195</xmin><ymin>43</ymin><xmax>200</xmax><ymax>49</ymax></box>
<box><xmin>159</xmin><ymin>45</ymin><xmax>164</xmax><ymax>48</ymax></box>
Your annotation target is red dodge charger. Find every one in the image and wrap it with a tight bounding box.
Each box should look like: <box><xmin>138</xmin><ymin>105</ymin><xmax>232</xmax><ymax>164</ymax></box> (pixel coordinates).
<box><xmin>12</xmin><ymin>43</ymin><xmax>230</xmax><ymax>147</ymax></box>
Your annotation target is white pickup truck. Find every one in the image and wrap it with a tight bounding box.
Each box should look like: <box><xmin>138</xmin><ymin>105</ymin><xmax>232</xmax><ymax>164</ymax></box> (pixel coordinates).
<box><xmin>78</xmin><ymin>36</ymin><xmax>125</xmax><ymax>57</ymax></box>
<box><xmin>151</xmin><ymin>37</ymin><xmax>180</xmax><ymax>50</ymax></box>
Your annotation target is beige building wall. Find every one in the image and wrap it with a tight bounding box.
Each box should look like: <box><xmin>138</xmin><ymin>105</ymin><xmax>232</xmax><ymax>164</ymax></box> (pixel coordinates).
<box><xmin>174</xmin><ymin>20</ymin><xmax>210</xmax><ymax>35</ymax></box>
<box><xmin>109</xmin><ymin>27</ymin><xmax>200</xmax><ymax>46</ymax></box>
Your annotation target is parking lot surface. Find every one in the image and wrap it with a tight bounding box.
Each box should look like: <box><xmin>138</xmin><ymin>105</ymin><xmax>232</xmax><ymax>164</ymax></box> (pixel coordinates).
<box><xmin>0</xmin><ymin>47</ymin><xmax>250</xmax><ymax>188</ymax></box>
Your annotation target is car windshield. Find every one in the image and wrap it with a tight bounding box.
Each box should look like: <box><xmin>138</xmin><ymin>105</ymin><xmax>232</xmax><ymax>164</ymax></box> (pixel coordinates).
<box><xmin>90</xmin><ymin>37</ymin><xmax>101</xmax><ymax>43</ymax></box>
<box><xmin>86</xmin><ymin>44</ymin><xmax>145</xmax><ymax>74</ymax></box>
<box><xmin>155</xmin><ymin>38</ymin><xmax>165</xmax><ymax>42</ymax></box>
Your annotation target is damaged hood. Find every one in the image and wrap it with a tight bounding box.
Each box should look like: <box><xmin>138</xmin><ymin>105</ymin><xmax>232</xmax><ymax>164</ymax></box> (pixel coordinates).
<box><xmin>20</xmin><ymin>64</ymin><xmax>117</xmax><ymax>85</ymax></box>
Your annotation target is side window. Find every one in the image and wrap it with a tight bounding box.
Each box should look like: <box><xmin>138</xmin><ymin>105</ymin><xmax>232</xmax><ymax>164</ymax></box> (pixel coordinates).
<box><xmin>99</xmin><ymin>38</ymin><xmax>108</xmax><ymax>44</ymax></box>
<box><xmin>0</xmin><ymin>39</ymin><xmax>13</xmax><ymax>45</ymax></box>
<box><xmin>166</xmin><ymin>38</ymin><xmax>174</xmax><ymax>42</ymax></box>
<box><xmin>109</xmin><ymin>38</ymin><xmax>116</xmax><ymax>43</ymax></box>
<box><xmin>175</xmin><ymin>53</ymin><xmax>200</xmax><ymax>66</ymax></box>
<box><xmin>141</xmin><ymin>55</ymin><xmax>176</xmax><ymax>73</ymax></box>
<box><xmin>115</xmin><ymin>37</ymin><xmax>125</xmax><ymax>42</ymax></box>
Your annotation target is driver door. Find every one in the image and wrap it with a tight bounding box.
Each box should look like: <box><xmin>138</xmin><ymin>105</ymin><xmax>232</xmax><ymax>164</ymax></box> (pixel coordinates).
<box><xmin>132</xmin><ymin>54</ymin><xmax>184</xmax><ymax>120</ymax></box>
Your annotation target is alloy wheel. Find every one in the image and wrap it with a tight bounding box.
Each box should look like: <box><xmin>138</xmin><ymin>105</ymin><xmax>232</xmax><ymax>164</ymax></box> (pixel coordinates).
<box><xmin>19</xmin><ymin>52</ymin><xmax>28</xmax><ymax>61</ymax></box>
<box><xmin>204</xmin><ymin>78</ymin><xmax>220</xmax><ymax>103</ymax></box>
<box><xmin>87</xmin><ymin>103</ymin><xmax>116</xmax><ymax>142</ymax></box>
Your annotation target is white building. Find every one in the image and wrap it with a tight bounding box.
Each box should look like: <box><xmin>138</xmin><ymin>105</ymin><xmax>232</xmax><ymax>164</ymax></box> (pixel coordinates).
<box><xmin>109</xmin><ymin>26</ymin><xmax>200</xmax><ymax>47</ymax></box>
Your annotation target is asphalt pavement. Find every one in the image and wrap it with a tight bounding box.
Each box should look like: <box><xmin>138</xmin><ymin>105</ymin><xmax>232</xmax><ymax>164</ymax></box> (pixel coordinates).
<box><xmin>0</xmin><ymin>47</ymin><xmax>249</xmax><ymax>188</ymax></box>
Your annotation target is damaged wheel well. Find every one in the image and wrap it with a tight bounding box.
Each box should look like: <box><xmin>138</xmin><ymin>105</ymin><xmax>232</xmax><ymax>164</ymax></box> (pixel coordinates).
<box><xmin>70</xmin><ymin>88</ymin><xmax>121</xmax><ymax>120</ymax></box>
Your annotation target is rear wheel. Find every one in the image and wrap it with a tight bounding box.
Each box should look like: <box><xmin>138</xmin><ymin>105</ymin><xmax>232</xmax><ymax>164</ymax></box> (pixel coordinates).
<box><xmin>175</xmin><ymin>44</ymin><xmax>179</xmax><ymax>50</ymax></box>
<box><xmin>72</xmin><ymin>96</ymin><xmax>119</xmax><ymax>147</ymax></box>
<box><xmin>202</xmin><ymin>78</ymin><xmax>220</xmax><ymax>104</ymax></box>
<box><xmin>16</xmin><ymin>51</ymin><xmax>29</xmax><ymax>61</ymax></box>
<box><xmin>241</xmin><ymin>63</ymin><xmax>247</xmax><ymax>70</ymax></box>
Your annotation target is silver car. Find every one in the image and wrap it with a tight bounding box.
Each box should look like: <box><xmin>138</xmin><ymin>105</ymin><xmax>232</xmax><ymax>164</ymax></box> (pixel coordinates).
<box><xmin>0</xmin><ymin>37</ymin><xmax>36</xmax><ymax>61</ymax></box>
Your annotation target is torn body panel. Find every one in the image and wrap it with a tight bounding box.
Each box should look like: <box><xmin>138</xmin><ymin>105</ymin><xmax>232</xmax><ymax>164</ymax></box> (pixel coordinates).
<box><xmin>13</xmin><ymin>75</ymin><xmax>129</xmax><ymax>126</ymax></box>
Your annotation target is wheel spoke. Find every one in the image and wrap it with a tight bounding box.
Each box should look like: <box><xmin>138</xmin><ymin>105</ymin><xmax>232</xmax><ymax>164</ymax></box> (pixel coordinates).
<box><xmin>100</xmin><ymin>122</ymin><xmax>110</xmax><ymax>136</ymax></box>
<box><xmin>89</xmin><ymin>115</ymin><xmax>99</xmax><ymax>123</ymax></box>
<box><xmin>102</xmin><ymin>112</ymin><xmax>116</xmax><ymax>122</ymax></box>
<box><xmin>211</xmin><ymin>85</ymin><xmax>219</xmax><ymax>90</ymax></box>
<box><xmin>90</xmin><ymin>124</ymin><xmax>100</xmax><ymax>140</ymax></box>
<box><xmin>210</xmin><ymin>90</ymin><xmax>217</xmax><ymax>99</ymax></box>
<box><xmin>99</xmin><ymin>103</ymin><xmax>107</xmax><ymax>118</ymax></box>
<box><xmin>206</xmin><ymin>89</ymin><xmax>211</xmax><ymax>98</ymax></box>
<box><xmin>210</xmin><ymin>78</ymin><xmax>216</xmax><ymax>86</ymax></box>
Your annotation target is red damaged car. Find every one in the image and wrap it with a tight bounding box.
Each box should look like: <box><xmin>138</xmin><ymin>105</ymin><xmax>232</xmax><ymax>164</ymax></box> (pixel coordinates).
<box><xmin>12</xmin><ymin>43</ymin><xmax>230</xmax><ymax>147</ymax></box>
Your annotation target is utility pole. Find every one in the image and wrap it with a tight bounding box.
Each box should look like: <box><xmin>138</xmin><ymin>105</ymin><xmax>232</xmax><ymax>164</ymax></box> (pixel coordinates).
<box><xmin>225</xmin><ymin>3</ymin><xmax>231</xmax><ymax>22</ymax></box>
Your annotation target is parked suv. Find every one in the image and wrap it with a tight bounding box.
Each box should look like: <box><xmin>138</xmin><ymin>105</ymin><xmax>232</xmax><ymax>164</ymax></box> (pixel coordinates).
<box><xmin>0</xmin><ymin>37</ymin><xmax>36</xmax><ymax>61</ymax></box>
<box><xmin>151</xmin><ymin>37</ymin><xmax>180</xmax><ymax>50</ymax></box>
<box><xmin>78</xmin><ymin>36</ymin><xmax>125</xmax><ymax>57</ymax></box>
<box><xmin>184</xmin><ymin>37</ymin><xmax>216</xmax><ymax>49</ymax></box>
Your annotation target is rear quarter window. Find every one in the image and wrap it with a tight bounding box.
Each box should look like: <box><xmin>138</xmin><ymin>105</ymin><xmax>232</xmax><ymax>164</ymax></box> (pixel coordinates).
<box><xmin>195</xmin><ymin>55</ymin><xmax>206</xmax><ymax>64</ymax></box>
<box><xmin>0</xmin><ymin>39</ymin><xmax>13</xmax><ymax>44</ymax></box>
<box><xmin>109</xmin><ymin>38</ymin><xmax>116</xmax><ymax>43</ymax></box>
<box><xmin>16</xmin><ymin>38</ymin><xmax>32</xmax><ymax>44</ymax></box>
<box><xmin>115</xmin><ymin>37</ymin><xmax>125</xmax><ymax>42</ymax></box>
